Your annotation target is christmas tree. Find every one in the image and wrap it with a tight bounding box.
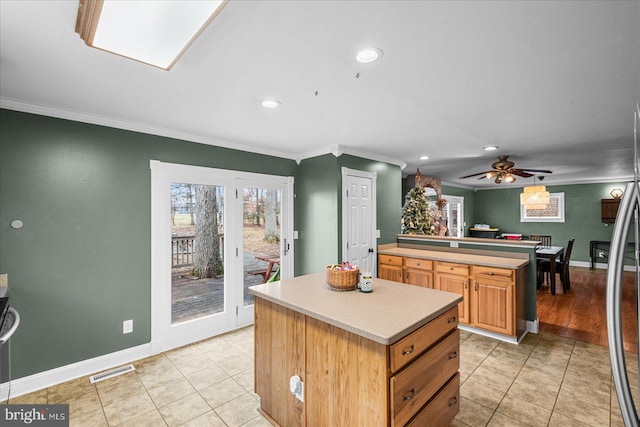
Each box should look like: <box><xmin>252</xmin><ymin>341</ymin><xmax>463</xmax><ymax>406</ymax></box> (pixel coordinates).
<box><xmin>401</xmin><ymin>185</ymin><xmax>437</xmax><ymax>235</ymax></box>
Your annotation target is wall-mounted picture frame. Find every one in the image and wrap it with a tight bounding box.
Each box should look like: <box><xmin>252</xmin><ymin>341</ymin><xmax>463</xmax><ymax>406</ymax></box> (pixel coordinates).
<box><xmin>520</xmin><ymin>192</ymin><xmax>565</xmax><ymax>222</ymax></box>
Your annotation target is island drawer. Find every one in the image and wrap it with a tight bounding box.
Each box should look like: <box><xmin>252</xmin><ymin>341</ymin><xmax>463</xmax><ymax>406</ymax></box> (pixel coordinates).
<box><xmin>390</xmin><ymin>329</ymin><xmax>460</xmax><ymax>427</ymax></box>
<box><xmin>406</xmin><ymin>373</ymin><xmax>460</xmax><ymax>427</ymax></box>
<box><xmin>379</xmin><ymin>254</ymin><xmax>403</xmax><ymax>266</ymax></box>
<box><xmin>435</xmin><ymin>261</ymin><xmax>470</xmax><ymax>276</ymax></box>
<box><xmin>404</xmin><ymin>257</ymin><xmax>433</xmax><ymax>270</ymax></box>
<box><xmin>390</xmin><ymin>306</ymin><xmax>458</xmax><ymax>372</ymax></box>
<box><xmin>473</xmin><ymin>265</ymin><xmax>514</xmax><ymax>282</ymax></box>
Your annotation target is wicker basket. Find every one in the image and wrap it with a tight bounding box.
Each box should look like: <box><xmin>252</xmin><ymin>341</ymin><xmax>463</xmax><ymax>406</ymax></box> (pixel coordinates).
<box><xmin>326</xmin><ymin>267</ymin><xmax>359</xmax><ymax>291</ymax></box>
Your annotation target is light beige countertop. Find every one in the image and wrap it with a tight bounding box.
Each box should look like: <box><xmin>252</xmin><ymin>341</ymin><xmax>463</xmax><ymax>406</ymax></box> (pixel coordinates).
<box><xmin>249</xmin><ymin>272</ymin><xmax>462</xmax><ymax>345</ymax></box>
<box><xmin>379</xmin><ymin>246</ymin><xmax>530</xmax><ymax>269</ymax></box>
<box><xmin>397</xmin><ymin>234</ymin><xmax>539</xmax><ymax>248</ymax></box>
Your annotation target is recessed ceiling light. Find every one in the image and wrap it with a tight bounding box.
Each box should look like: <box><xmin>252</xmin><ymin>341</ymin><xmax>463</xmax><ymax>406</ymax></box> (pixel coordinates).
<box><xmin>355</xmin><ymin>47</ymin><xmax>383</xmax><ymax>63</ymax></box>
<box><xmin>260</xmin><ymin>99</ymin><xmax>281</xmax><ymax>109</ymax></box>
<box><xmin>483</xmin><ymin>145</ymin><xmax>499</xmax><ymax>151</ymax></box>
<box><xmin>420</xmin><ymin>155</ymin><xmax>430</xmax><ymax>160</ymax></box>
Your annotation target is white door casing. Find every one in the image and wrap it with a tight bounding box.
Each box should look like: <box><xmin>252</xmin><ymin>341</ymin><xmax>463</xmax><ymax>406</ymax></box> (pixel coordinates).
<box><xmin>150</xmin><ymin>160</ymin><xmax>293</xmax><ymax>354</ymax></box>
<box><xmin>342</xmin><ymin>167</ymin><xmax>377</xmax><ymax>275</ymax></box>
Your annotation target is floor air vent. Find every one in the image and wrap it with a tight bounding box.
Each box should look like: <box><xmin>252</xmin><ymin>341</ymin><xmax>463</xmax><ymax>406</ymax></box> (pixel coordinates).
<box><xmin>89</xmin><ymin>363</ymin><xmax>135</xmax><ymax>384</ymax></box>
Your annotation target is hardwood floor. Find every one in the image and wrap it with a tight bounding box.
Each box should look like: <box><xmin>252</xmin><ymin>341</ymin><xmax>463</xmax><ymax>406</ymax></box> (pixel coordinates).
<box><xmin>536</xmin><ymin>266</ymin><xmax>638</xmax><ymax>353</ymax></box>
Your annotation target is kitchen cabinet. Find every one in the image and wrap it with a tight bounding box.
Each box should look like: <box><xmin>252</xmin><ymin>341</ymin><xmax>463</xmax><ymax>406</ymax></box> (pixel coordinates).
<box><xmin>378</xmin><ymin>254</ymin><xmax>434</xmax><ymax>288</ymax></box>
<box><xmin>472</xmin><ymin>265</ymin><xmax>517</xmax><ymax>336</ymax></box>
<box><xmin>435</xmin><ymin>262</ymin><xmax>470</xmax><ymax>324</ymax></box>
<box><xmin>251</xmin><ymin>273</ymin><xmax>462</xmax><ymax>427</ymax></box>
<box><xmin>404</xmin><ymin>257</ymin><xmax>434</xmax><ymax>288</ymax></box>
<box><xmin>378</xmin><ymin>254</ymin><xmax>404</xmax><ymax>282</ymax></box>
<box><xmin>378</xmin><ymin>248</ymin><xmax>527</xmax><ymax>339</ymax></box>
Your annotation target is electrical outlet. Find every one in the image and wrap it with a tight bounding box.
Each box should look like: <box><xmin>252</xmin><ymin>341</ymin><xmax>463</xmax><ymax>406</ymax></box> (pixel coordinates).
<box><xmin>123</xmin><ymin>319</ymin><xmax>133</xmax><ymax>334</ymax></box>
<box><xmin>598</xmin><ymin>251</ymin><xmax>606</xmax><ymax>258</ymax></box>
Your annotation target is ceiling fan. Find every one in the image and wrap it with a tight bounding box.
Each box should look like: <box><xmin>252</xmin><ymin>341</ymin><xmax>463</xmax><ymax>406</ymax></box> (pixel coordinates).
<box><xmin>459</xmin><ymin>155</ymin><xmax>553</xmax><ymax>184</ymax></box>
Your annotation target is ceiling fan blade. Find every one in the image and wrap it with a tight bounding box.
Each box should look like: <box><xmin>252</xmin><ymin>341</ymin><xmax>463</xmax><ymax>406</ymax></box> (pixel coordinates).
<box><xmin>459</xmin><ymin>171</ymin><xmax>492</xmax><ymax>179</ymax></box>
<box><xmin>520</xmin><ymin>168</ymin><xmax>553</xmax><ymax>174</ymax></box>
<box><xmin>509</xmin><ymin>169</ymin><xmax>533</xmax><ymax>178</ymax></box>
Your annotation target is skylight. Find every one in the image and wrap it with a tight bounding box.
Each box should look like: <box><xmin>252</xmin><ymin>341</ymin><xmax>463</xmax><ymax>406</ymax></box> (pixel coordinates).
<box><xmin>76</xmin><ymin>0</ymin><xmax>227</xmax><ymax>70</ymax></box>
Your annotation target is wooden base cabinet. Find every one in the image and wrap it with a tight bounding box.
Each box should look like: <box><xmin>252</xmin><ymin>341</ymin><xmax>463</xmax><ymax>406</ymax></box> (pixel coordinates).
<box><xmin>255</xmin><ymin>297</ymin><xmax>460</xmax><ymax>427</ymax></box>
<box><xmin>434</xmin><ymin>262</ymin><xmax>470</xmax><ymax>324</ymax></box>
<box><xmin>434</xmin><ymin>262</ymin><xmax>524</xmax><ymax>338</ymax></box>
<box><xmin>378</xmin><ymin>254</ymin><xmax>404</xmax><ymax>283</ymax></box>
<box><xmin>472</xmin><ymin>265</ymin><xmax>524</xmax><ymax>337</ymax></box>
<box><xmin>378</xmin><ymin>255</ymin><xmax>434</xmax><ymax>289</ymax></box>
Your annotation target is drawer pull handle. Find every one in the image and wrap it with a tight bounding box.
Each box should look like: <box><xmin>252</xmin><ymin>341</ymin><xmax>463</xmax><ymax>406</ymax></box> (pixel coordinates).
<box><xmin>450</xmin><ymin>267</ymin><xmax>454</xmax><ymax>270</ymax></box>
<box><xmin>448</xmin><ymin>351</ymin><xmax>458</xmax><ymax>360</ymax></box>
<box><xmin>448</xmin><ymin>397</ymin><xmax>458</xmax><ymax>407</ymax></box>
<box><xmin>447</xmin><ymin>316</ymin><xmax>456</xmax><ymax>324</ymax></box>
<box><xmin>489</xmin><ymin>271</ymin><xmax>494</xmax><ymax>275</ymax></box>
<box><xmin>402</xmin><ymin>345</ymin><xmax>414</xmax><ymax>356</ymax></box>
<box><xmin>402</xmin><ymin>389</ymin><xmax>415</xmax><ymax>401</ymax></box>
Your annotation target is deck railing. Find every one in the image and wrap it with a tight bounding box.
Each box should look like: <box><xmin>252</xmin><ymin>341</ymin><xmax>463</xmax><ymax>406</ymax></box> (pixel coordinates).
<box><xmin>171</xmin><ymin>235</ymin><xmax>224</xmax><ymax>268</ymax></box>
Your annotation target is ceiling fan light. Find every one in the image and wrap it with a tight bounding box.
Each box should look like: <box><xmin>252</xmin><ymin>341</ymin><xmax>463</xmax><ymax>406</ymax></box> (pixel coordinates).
<box><xmin>505</xmin><ymin>174</ymin><xmax>515</xmax><ymax>183</ymax></box>
<box><xmin>494</xmin><ymin>176</ymin><xmax>502</xmax><ymax>184</ymax></box>
<box><xmin>486</xmin><ymin>171</ymin><xmax>496</xmax><ymax>179</ymax></box>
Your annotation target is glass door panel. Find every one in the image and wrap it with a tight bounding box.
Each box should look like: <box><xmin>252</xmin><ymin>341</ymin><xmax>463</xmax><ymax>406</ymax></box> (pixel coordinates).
<box><xmin>171</xmin><ymin>182</ymin><xmax>225</xmax><ymax>324</ymax></box>
<box><xmin>242</xmin><ymin>187</ymin><xmax>282</xmax><ymax>306</ymax></box>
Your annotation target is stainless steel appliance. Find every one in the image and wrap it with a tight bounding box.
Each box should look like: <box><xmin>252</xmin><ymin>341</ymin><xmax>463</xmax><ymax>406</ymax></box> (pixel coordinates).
<box><xmin>0</xmin><ymin>289</ymin><xmax>20</xmax><ymax>389</ymax></box>
<box><xmin>607</xmin><ymin>104</ymin><xmax>640</xmax><ymax>426</ymax></box>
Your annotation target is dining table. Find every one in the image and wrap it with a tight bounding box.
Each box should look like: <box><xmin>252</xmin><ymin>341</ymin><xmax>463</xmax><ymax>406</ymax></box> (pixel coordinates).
<box><xmin>536</xmin><ymin>245</ymin><xmax>565</xmax><ymax>295</ymax></box>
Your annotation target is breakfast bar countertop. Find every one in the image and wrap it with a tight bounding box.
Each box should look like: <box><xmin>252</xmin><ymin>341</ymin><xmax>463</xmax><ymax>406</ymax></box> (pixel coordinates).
<box><xmin>249</xmin><ymin>272</ymin><xmax>462</xmax><ymax>345</ymax></box>
<box><xmin>379</xmin><ymin>246</ymin><xmax>530</xmax><ymax>269</ymax></box>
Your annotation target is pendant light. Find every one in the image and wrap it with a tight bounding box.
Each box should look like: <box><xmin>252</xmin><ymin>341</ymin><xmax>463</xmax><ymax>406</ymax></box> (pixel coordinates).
<box><xmin>520</xmin><ymin>176</ymin><xmax>550</xmax><ymax>209</ymax></box>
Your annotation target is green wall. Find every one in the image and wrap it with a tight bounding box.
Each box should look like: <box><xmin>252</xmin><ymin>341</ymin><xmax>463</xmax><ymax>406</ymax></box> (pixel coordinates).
<box><xmin>0</xmin><ymin>109</ymin><xmax>402</xmax><ymax>381</ymax></box>
<box><xmin>294</xmin><ymin>154</ymin><xmax>402</xmax><ymax>275</ymax></box>
<box><xmin>0</xmin><ymin>109</ymin><xmax>298</xmax><ymax>379</ymax></box>
<box><xmin>294</xmin><ymin>154</ymin><xmax>340</xmax><ymax>274</ymax></box>
<box><xmin>473</xmin><ymin>183</ymin><xmax>630</xmax><ymax>264</ymax></box>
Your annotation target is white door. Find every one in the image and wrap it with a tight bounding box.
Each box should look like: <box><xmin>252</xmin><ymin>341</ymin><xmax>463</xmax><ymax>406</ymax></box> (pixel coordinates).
<box><xmin>443</xmin><ymin>195</ymin><xmax>464</xmax><ymax>237</ymax></box>
<box><xmin>342</xmin><ymin>168</ymin><xmax>377</xmax><ymax>275</ymax></box>
<box><xmin>150</xmin><ymin>161</ymin><xmax>293</xmax><ymax>353</ymax></box>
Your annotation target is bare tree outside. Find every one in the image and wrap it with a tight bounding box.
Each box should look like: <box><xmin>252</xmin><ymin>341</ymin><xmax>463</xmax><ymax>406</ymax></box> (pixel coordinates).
<box><xmin>264</xmin><ymin>189</ymin><xmax>278</xmax><ymax>243</ymax></box>
<box><xmin>193</xmin><ymin>184</ymin><xmax>222</xmax><ymax>278</ymax></box>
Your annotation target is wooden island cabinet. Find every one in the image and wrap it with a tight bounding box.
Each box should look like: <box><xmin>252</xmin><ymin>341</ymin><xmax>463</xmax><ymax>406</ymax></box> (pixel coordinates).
<box><xmin>379</xmin><ymin>248</ymin><xmax>528</xmax><ymax>341</ymax></box>
<box><xmin>250</xmin><ymin>272</ymin><xmax>462</xmax><ymax>427</ymax></box>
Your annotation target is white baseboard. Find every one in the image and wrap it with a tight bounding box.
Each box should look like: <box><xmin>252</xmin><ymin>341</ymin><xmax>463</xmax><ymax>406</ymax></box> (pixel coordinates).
<box><xmin>571</xmin><ymin>260</ymin><xmax>636</xmax><ymax>272</ymax></box>
<box><xmin>527</xmin><ymin>318</ymin><xmax>540</xmax><ymax>334</ymax></box>
<box><xmin>458</xmin><ymin>324</ymin><xmax>520</xmax><ymax>344</ymax></box>
<box><xmin>1</xmin><ymin>343</ymin><xmax>151</xmax><ymax>401</ymax></box>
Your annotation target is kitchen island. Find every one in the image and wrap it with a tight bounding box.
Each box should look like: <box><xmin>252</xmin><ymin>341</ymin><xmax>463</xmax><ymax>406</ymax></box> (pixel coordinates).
<box><xmin>249</xmin><ymin>272</ymin><xmax>463</xmax><ymax>427</ymax></box>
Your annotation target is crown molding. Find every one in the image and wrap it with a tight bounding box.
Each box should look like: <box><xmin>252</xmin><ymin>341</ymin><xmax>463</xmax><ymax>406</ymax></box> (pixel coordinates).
<box><xmin>0</xmin><ymin>97</ymin><xmax>296</xmax><ymax>161</ymax></box>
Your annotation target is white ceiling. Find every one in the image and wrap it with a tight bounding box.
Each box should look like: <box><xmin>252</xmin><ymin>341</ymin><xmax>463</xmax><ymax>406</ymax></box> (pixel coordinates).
<box><xmin>1</xmin><ymin>0</ymin><xmax>639</xmax><ymax>189</ymax></box>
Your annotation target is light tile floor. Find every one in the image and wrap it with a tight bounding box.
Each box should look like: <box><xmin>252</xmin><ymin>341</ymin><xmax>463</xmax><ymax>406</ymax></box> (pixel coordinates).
<box><xmin>7</xmin><ymin>326</ymin><xmax>639</xmax><ymax>426</ymax></box>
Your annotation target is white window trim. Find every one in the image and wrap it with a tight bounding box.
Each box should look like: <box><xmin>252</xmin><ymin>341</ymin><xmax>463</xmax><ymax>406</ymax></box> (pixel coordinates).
<box><xmin>520</xmin><ymin>192</ymin><xmax>565</xmax><ymax>223</ymax></box>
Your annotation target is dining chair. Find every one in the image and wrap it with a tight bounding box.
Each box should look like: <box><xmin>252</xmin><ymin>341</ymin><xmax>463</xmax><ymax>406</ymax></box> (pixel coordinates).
<box><xmin>530</xmin><ymin>234</ymin><xmax>552</xmax><ymax>248</ymax></box>
<box><xmin>539</xmin><ymin>237</ymin><xmax>575</xmax><ymax>292</ymax></box>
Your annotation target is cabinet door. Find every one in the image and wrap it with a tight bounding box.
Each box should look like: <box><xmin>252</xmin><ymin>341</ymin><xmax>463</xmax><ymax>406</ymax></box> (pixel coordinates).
<box><xmin>379</xmin><ymin>264</ymin><xmax>403</xmax><ymax>282</ymax></box>
<box><xmin>435</xmin><ymin>274</ymin><xmax>469</xmax><ymax>324</ymax></box>
<box><xmin>405</xmin><ymin>268</ymin><xmax>433</xmax><ymax>288</ymax></box>
<box><xmin>472</xmin><ymin>279</ymin><xmax>514</xmax><ymax>336</ymax></box>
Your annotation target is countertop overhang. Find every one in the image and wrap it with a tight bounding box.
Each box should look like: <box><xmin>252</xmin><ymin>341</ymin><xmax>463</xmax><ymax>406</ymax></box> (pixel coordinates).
<box><xmin>249</xmin><ymin>272</ymin><xmax>462</xmax><ymax>345</ymax></box>
<box><xmin>379</xmin><ymin>246</ymin><xmax>530</xmax><ymax>269</ymax></box>
<box><xmin>397</xmin><ymin>234</ymin><xmax>540</xmax><ymax>249</ymax></box>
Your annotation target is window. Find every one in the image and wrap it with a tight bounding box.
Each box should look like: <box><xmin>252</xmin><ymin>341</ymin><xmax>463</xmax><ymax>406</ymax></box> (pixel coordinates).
<box><xmin>520</xmin><ymin>192</ymin><xmax>565</xmax><ymax>223</ymax></box>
